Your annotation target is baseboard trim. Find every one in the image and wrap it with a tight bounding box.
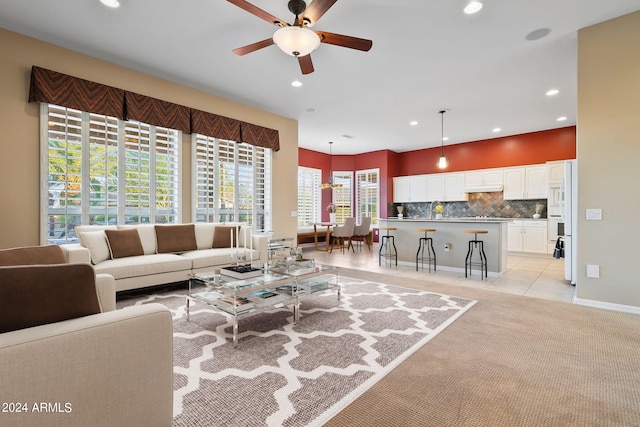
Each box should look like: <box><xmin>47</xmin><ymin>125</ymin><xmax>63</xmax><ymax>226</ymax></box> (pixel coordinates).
<box><xmin>573</xmin><ymin>297</ymin><xmax>640</xmax><ymax>315</ymax></box>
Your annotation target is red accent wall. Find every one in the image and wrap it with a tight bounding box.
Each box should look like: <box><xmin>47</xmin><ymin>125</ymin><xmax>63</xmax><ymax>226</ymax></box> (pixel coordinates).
<box><xmin>399</xmin><ymin>127</ymin><xmax>576</xmax><ymax>175</ymax></box>
<box><xmin>298</xmin><ymin>126</ymin><xmax>576</xmax><ymax>219</ymax></box>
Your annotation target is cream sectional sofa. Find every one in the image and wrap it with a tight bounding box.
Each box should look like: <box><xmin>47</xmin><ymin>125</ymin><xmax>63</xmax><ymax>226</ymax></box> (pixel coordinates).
<box><xmin>61</xmin><ymin>222</ymin><xmax>269</xmax><ymax>292</ymax></box>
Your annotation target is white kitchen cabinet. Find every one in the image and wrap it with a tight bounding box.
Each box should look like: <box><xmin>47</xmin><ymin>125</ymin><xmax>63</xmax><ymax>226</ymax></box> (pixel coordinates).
<box><xmin>443</xmin><ymin>172</ymin><xmax>467</xmax><ymax>201</ymax></box>
<box><xmin>393</xmin><ymin>175</ymin><xmax>427</xmax><ymax>203</ymax></box>
<box><xmin>464</xmin><ymin>168</ymin><xmax>503</xmax><ymax>188</ymax></box>
<box><xmin>425</xmin><ymin>173</ymin><xmax>467</xmax><ymax>202</ymax></box>
<box><xmin>426</xmin><ymin>174</ymin><xmax>444</xmax><ymax>202</ymax></box>
<box><xmin>547</xmin><ymin>161</ymin><xmax>565</xmax><ymax>185</ymax></box>
<box><xmin>507</xmin><ymin>220</ymin><xmax>548</xmax><ymax>253</ymax></box>
<box><xmin>503</xmin><ymin>165</ymin><xmax>548</xmax><ymax>200</ymax></box>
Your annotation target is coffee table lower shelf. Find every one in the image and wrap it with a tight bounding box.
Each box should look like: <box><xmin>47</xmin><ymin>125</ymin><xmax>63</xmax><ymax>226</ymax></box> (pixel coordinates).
<box><xmin>186</xmin><ymin>268</ymin><xmax>339</xmax><ymax>347</ymax></box>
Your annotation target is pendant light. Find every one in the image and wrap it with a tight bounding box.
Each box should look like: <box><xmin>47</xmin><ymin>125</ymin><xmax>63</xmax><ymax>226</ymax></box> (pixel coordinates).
<box><xmin>437</xmin><ymin>110</ymin><xmax>449</xmax><ymax>169</ymax></box>
<box><xmin>320</xmin><ymin>141</ymin><xmax>343</xmax><ymax>189</ymax></box>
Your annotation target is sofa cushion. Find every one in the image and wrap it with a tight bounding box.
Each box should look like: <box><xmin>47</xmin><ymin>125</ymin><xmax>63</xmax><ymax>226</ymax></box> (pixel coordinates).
<box><xmin>0</xmin><ymin>245</ymin><xmax>66</xmax><ymax>266</ymax></box>
<box><xmin>212</xmin><ymin>225</ymin><xmax>239</xmax><ymax>249</ymax></box>
<box><xmin>181</xmin><ymin>247</ymin><xmax>249</xmax><ymax>270</ymax></box>
<box><xmin>92</xmin><ymin>253</ymin><xmax>192</xmax><ymax>280</ymax></box>
<box><xmin>77</xmin><ymin>230</ymin><xmax>111</xmax><ymax>264</ymax></box>
<box><xmin>118</xmin><ymin>224</ymin><xmax>157</xmax><ymax>255</ymax></box>
<box><xmin>194</xmin><ymin>223</ymin><xmax>216</xmax><ymax>250</ymax></box>
<box><xmin>0</xmin><ymin>264</ymin><xmax>101</xmax><ymax>333</ymax></box>
<box><xmin>105</xmin><ymin>229</ymin><xmax>145</xmax><ymax>259</ymax></box>
<box><xmin>155</xmin><ymin>224</ymin><xmax>197</xmax><ymax>253</ymax></box>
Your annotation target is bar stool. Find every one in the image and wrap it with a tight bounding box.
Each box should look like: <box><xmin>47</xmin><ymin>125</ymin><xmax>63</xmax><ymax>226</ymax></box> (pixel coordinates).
<box><xmin>378</xmin><ymin>227</ymin><xmax>397</xmax><ymax>267</ymax></box>
<box><xmin>464</xmin><ymin>229</ymin><xmax>488</xmax><ymax>279</ymax></box>
<box><xmin>416</xmin><ymin>228</ymin><xmax>436</xmax><ymax>272</ymax></box>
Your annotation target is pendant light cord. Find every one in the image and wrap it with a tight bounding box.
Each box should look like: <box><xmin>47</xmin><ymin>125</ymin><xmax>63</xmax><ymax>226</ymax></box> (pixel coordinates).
<box><xmin>440</xmin><ymin>110</ymin><xmax>445</xmax><ymax>156</ymax></box>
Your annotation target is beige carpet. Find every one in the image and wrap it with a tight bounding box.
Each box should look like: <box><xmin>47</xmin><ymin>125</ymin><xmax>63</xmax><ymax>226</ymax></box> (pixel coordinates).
<box><xmin>325</xmin><ymin>267</ymin><xmax>640</xmax><ymax>427</ymax></box>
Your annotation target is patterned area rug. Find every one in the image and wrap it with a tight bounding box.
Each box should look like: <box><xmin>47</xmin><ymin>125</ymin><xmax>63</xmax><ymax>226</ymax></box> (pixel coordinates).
<box><xmin>117</xmin><ymin>276</ymin><xmax>476</xmax><ymax>426</ymax></box>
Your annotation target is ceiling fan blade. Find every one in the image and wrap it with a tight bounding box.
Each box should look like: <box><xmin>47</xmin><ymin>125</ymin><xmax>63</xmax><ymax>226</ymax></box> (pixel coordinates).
<box><xmin>232</xmin><ymin>38</ymin><xmax>275</xmax><ymax>56</ymax></box>
<box><xmin>298</xmin><ymin>54</ymin><xmax>315</xmax><ymax>75</ymax></box>
<box><xmin>227</xmin><ymin>0</ymin><xmax>286</xmax><ymax>26</ymax></box>
<box><xmin>301</xmin><ymin>0</ymin><xmax>338</xmax><ymax>27</ymax></box>
<box><xmin>317</xmin><ymin>31</ymin><xmax>373</xmax><ymax>52</ymax></box>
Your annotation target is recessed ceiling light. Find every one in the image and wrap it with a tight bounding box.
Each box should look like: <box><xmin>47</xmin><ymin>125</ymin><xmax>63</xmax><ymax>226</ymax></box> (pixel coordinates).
<box><xmin>464</xmin><ymin>1</ymin><xmax>483</xmax><ymax>14</ymax></box>
<box><xmin>291</xmin><ymin>80</ymin><xmax>303</xmax><ymax>87</ymax></box>
<box><xmin>410</xmin><ymin>121</ymin><xmax>418</xmax><ymax>126</ymax></box>
<box><xmin>443</xmin><ymin>137</ymin><xmax>449</xmax><ymax>141</ymax></box>
<box><xmin>557</xmin><ymin>116</ymin><xmax>567</xmax><ymax>122</ymax></box>
<box><xmin>526</xmin><ymin>28</ymin><xmax>551</xmax><ymax>41</ymax></box>
<box><xmin>492</xmin><ymin>127</ymin><xmax>501</xmax><ymax>133</ymax></box>
<box><xmin>100</xmin><ymin>0</ymin><xmax>120</xmax><ymax>8</ymax></box>
<box><xmin>546</xmin><ymin>89</ymin><xmax>559</xmax><ymax>96</ymax></box>
<box><xmin>305</xmin><ymin>108</ymin><xmax>316</xmax><ymax>113</ymax></box>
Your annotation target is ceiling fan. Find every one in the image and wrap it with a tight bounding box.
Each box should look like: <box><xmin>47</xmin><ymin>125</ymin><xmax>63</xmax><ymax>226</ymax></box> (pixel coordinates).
<box><xmin>227</xmin><ymin>0</ymin><xmax>373</xmax><ymax>74</ymax></box>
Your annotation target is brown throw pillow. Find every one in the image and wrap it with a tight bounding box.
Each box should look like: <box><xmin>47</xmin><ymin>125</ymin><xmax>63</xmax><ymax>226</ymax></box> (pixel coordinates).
<box><xmin>155</xmin><ymin>224</ymin><xmax>197</xmax><ymax>253</ymax></box>
<box><xmin>0</xmin><ymin>264</ymin><xmax>101</xmax><ymax>333</ymax></box>
<box><xmin>105</xmin><ymin>229</ymin><xmax>144</xmax><ymax>259</ymax></box>
<box><xmin>212</xmin><ymin>225</ymin><xmax>240</xmax><ymax>248</ymax></box>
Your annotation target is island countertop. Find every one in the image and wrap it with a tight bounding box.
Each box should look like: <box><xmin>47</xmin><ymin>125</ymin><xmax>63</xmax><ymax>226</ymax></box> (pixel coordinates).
<box><xmin>377</xmin><ymin>218</ymin><xmax>509</xmax><ymax>276</ymax></box>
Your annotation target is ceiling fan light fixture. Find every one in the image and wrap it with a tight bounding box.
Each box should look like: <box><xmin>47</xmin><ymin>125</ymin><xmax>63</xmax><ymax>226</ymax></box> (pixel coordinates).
<box><xmin>100</xmin><ymin>0</ymin><xmax>120</xmax><ymax>8</ymax></box>
<box><xmin>273</xmin><ymin>26</ymin><xmax>320</xmax><ymax>57</ymax></box>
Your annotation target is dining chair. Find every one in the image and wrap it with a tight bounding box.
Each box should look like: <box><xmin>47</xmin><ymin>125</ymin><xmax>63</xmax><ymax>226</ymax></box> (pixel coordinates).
<box><xmin>329</xmin><ymin>217</ymin><xmax>355</xmax><ymax>254</ymax></box>
<box><xmin>349</xmin><ymin>216</ymin><xmax>372</xmax><ymax>251</ymax></box>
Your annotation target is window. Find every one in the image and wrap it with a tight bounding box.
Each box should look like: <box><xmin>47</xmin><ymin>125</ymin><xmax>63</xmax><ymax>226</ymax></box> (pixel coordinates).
<box><xmin>356</xmin><ymin>168</ymin><xmax>380</xmax><ymax>226</ymax></box>
<box><xmin>332</xmin><ymin>171</ymin><xmax>353</xmax><ymax>223</ymax></box>
<box><xmin>193</xmin><ymin>135</ymin><xmax>272</xmax><ymax>232</ymax></box>
<box><xmin>42</xmin><ymin>104</ymin><xmax>181</xmax><ymax>244</ymax></box>
<box><xmin>297</xmin><ymin>167</ymin><xmax>321</xmax><ymax>226</ymax></box>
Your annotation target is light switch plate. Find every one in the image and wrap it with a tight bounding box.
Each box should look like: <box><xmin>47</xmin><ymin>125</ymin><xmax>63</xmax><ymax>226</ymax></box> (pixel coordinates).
<box><xmin>291</xmin><ymin>211</ymin><xmax>297</xmax><ymax>217</ymax></box>
<box><xmin>586</xmin><ymin>264</ymin><xmax>600</xmax><ymax>278</ymax></box>
<box><xmin>586</xmin><ymin>209</ymin><xmax>602</xmax><ymax>220</ymax></box>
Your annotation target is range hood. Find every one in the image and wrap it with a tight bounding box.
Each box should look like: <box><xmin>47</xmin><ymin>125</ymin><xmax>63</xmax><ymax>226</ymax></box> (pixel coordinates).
<box><xmin>464</xmin><ymin>185</ymin><xmax>504</xmax><ymax>193</ymax></box>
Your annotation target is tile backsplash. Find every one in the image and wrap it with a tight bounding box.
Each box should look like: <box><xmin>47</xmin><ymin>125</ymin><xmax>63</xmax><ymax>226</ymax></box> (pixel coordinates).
<box><xmin>392</xmin><ymin>192</ymin><xmax>547</xmax><ymax>219</ymax></box>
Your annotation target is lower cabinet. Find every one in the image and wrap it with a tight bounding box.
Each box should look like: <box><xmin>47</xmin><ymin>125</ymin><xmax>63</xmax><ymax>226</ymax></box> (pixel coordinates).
<box><xmin>507</xmin><ymin>220</ymin><xmax>548</xmax><ymax>254</ymax></box>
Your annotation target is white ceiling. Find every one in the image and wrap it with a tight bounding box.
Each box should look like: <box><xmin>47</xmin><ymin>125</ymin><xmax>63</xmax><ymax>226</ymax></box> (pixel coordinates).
<box><xmin>1</xmin><ymin>0</ymin><xmax>639</xmax><ymax>154</ymax></box>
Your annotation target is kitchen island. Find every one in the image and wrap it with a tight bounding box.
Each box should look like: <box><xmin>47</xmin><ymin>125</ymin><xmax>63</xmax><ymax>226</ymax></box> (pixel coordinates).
<box><xmin>377</xmin><ymin>218</ymin><xmax>509</xmax><ymax>276</ymax></box>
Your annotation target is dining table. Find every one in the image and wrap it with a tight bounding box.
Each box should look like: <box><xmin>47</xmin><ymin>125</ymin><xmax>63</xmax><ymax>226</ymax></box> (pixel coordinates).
<box><xmin>312</xmin><ymin>222</ymin><xmax>339</xmax><ymax>252</ymax></box>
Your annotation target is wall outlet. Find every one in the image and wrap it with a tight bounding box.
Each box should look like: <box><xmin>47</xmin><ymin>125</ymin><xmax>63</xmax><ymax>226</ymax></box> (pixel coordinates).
<box><xmin>444</xmin><ymin>243</ymin><xmax>450</xmax><ymax>252</ymax></box>
<box><xmin>586</xmin><ymin>264</ymin><xmax>600</xmax><ymax>278</ymax></box>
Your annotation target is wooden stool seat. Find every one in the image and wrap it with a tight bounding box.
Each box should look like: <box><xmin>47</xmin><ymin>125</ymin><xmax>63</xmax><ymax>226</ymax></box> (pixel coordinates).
<box><xmin>464</xmin><ymin>230</ymin><xmax>488</xmax><ymax>279</ymax></box>
<box><xmin>379</xmin><ymin>227</ymin><xmax>397</xmax><ymax>231</ymax></box>
<box><xmin>465</xmin><ymin>229</ymin><xmax>488</xmax><ymax>235</ymax></box>
<box><xmin>416</xmin><ymin>228</ymin><xmax>436</xmax><ymax>272</ymax></box>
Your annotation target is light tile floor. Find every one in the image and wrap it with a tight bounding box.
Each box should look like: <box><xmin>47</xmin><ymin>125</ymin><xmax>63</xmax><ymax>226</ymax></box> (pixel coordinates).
<box><xmin>303</xmin><ymin>243</ymin><xmax>576</xmax><ymax>303</ymax></box>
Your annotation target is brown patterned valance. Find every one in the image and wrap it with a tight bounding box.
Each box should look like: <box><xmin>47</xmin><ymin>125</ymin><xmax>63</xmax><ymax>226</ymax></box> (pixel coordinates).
<box><xmin>28</xmin><ymin>66</ymin><xmax>280</xmax><ymax>150</ymax></box>
<box><xmin>191</xmin><ymin>109</ymin><xmax>241</xmax><ymax>142</ymax></box>
<box><xmin>124</xmin><ymin>91</ymin><xmax>190</xmax><ymax>133</ymax></box>
<box><xmin>29</xmin><ymin>66</ymin><xmax>125</xmax><ymax>118</ymax></box>
<box><xmin>241</xmin><ymin>122</ymin><xmax>280</xmax><ymax>151</ymax></box>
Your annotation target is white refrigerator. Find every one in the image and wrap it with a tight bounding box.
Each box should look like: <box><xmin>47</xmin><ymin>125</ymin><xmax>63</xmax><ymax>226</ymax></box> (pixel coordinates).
<box><xmin>561</xmin><ymin>160</ymin><xmax>577</xmax><ymax>285</ymax></box>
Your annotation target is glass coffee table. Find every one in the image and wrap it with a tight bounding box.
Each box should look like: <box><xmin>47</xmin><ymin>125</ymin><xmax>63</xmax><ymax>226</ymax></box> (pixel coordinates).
<box><xmin>187</xmin><ymin>262</ymin><xmax>339</xmax><ymax>347</ymax></box>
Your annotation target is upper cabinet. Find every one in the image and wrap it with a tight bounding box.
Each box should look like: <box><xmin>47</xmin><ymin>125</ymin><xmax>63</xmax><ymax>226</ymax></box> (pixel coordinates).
<box><xmin>464</xmin><ymin>168</ymin><xmax>504</xmax><ymax>190</ymax></box>
<box><xmin>547</xmin><ymin>161</ymin><xmax>565</xmax><ymax>186</ymax></box>
<box><xmin>426</xmin><ymin>174</ymin><xmax>445</xmax><ymax>201</ymax></box>
<box><xmin>393</xmin><ymin>175</ymin><xmax>427</xmax><ymax>203</ymax></box>
<box><xmin>503</xmin><ymin>165</ymin><xmax>548</xmax><ymax>200</ymax></box>
<box><xmin>443</xmin><ymin>172</ymin><xmax>467</xmax><ymax>201</ymax></box>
